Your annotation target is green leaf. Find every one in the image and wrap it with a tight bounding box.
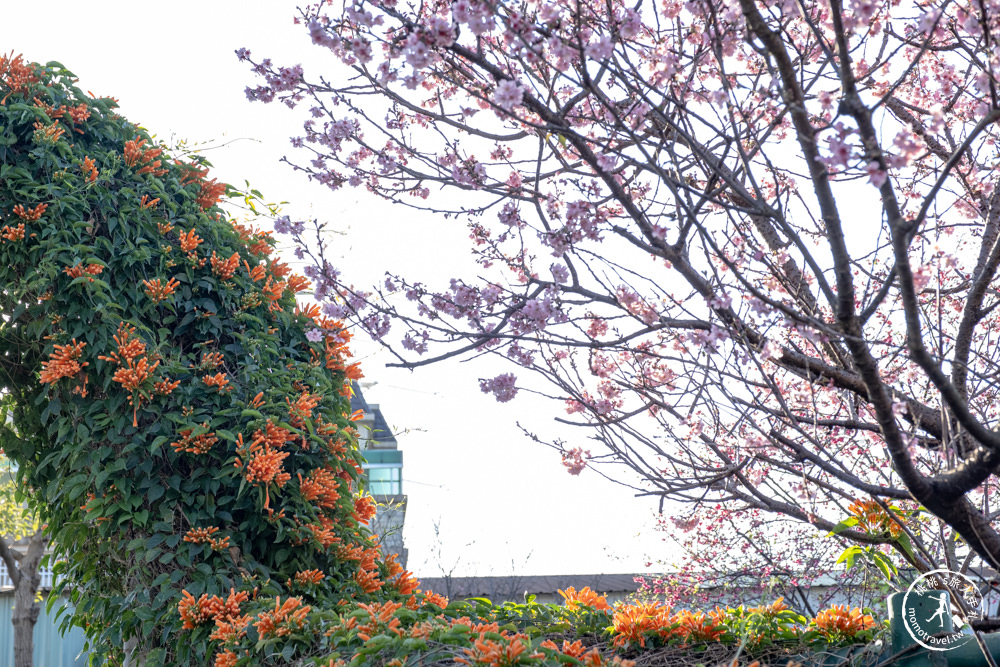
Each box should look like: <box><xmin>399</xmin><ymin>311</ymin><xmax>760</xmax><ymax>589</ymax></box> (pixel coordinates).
<box><xmin>826</xmin><ymin>516</ymin><xmax>859</xmax><ymax>536</ymax></box>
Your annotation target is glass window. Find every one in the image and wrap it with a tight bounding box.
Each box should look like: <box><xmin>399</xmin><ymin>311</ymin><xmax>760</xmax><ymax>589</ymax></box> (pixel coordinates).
<box><xmin>361</xmin><ymin>450</ymin><xmax>402</xmax><ymax>495</ymax></box>
<box><xmin>364</xmin><ymin>465</ymin><xmax>401</xmax><ymax>495</ymax></box>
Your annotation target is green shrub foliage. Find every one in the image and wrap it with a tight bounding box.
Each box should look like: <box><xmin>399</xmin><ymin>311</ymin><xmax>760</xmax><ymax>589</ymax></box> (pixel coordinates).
<box><xmin>0</xmin><ymin>54</ymin><xmax>411</xmax><ymax>664</ymax></box>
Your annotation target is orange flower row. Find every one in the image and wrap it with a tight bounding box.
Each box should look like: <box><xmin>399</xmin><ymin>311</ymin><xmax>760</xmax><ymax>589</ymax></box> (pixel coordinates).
<box><xmin>39</xmin><ymin>339</ymin><xmax>88</xmax><ymax>384</ymax></box>
<box><xmin>287</xmin><ymin>274</ymin><xmax>311</xmax><ymax>293</ymax></box>
<box><xmin>142</xmin><ymin>277</ymin><xmax>181</xmax><ymax>304</ymax></box>
<box><xmin>12</xmin><ymin>203</ymin><xmax>46</xmax><ymax>221</ymax></box>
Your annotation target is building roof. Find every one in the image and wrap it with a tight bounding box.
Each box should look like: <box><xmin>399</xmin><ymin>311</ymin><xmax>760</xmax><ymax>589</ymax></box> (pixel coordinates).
<box><xmin>415</xmin><ymin>573</ymin><xmax>643</xmax><ymax>599</ymax></box>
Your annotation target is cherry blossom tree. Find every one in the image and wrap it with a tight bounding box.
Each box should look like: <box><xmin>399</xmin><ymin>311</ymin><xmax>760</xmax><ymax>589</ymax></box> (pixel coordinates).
<box><xmin>242</xmin><ymin>0</ymin><xmax>1000</xmax><ymax>580</ymax></box>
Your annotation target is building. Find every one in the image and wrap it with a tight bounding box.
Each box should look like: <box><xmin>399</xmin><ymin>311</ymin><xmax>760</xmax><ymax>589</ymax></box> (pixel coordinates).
<box><xmin>415</xmin><ymin>573</ymin><xmax>644</xmax><ymax>605</ymax></box>
<box><xmin>352</xmin><ymin>383</ymin><xmax>407</xmax><ymax>568</ymax></box>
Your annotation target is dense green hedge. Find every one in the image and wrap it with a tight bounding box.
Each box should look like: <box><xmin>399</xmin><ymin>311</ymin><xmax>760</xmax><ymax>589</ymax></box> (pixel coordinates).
<box><xmin>0</xmin><ymin>53</ymin><xmax>408</xmax><ymax>665</ymax></box>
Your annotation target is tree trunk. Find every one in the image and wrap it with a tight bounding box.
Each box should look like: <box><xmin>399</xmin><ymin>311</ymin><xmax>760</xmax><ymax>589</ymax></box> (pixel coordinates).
<box><xmin>7</xmin><ymin>530</ymin><xmax>46</xmax><ymax>667</ymax></box>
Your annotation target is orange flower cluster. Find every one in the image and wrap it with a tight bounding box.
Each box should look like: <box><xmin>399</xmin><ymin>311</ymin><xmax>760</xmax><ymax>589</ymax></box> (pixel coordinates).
<box><xmin>12</xmin><ymin>203</ymin><xmax>46</xmax><ymax>221</ymax></box>
<box><xmin>0</xmin><ymin>53</ymin><xmax>39</xmax><ymax>104</ymax></box>
<box><xmin>210</xmin><ymin>251</ymin><xmax>240</xmax><ymax>280</ymax></box>
<box><xmin>122</xmin><ymin>136</ymin><xmax>166</xmax><ymax>176</ymax></box>
<box><xmin>98</xmin><ymin>323</ymin><xmax>160</xmax><ymax>425</ymax></box>
<box><xmin>539</xmin><ymin>639</ymin><xmax>635</xmax><ymax>667</ymax></box>
<box><xmin>39</xmin><ymin>339</ymin><xmax>88</xmax><ymax>384</ymax></box>
<box><xmin>353</xmin><ymin>495</ymin><xmax>377</xmax><ymax>525</ymax></box>
<box><xmin>142</xmin><ymin>277</ymin><xmax>181</xmax><ymax>304</ymax></box>
<box><xmin>81</xmin><ymin>156</ymin><xmax>98</xmax><ymax>182</ymax></box>
<box><xmin>32</xmin><ymin>120</ymin><xmax>65</xmax><ymax>143</ymax></box>
<box><xmin>559</xmin><ymin>586</ymin><xmax>611</xmax><ymax>611</ymax></box>
<box><xmin>385</xmin><ymin>557</ymin><xmax>419</xmax><ymax>596</ymax></box>
<box><xmin>348</xmin><ymin>601</ymin><xmax>404</xmax><ymax>641</ymax></box>
<box><xmin>355</xmin><ymin>567</ymin><xmax>384</xmax><ymax>594</ymax></box>
<box><xmin>455</xmin><ymin>628</ymin><xmax>535</xmax><ymax>667</ymax></box>
<box><xmin>288</xmin><ymin>569</ymin><xmax>326</xmax><ymax>587</ymax></box>
<box><xmin>140</xmin><ymin>194</ymin><xmax>160</xmax><ymax>209</ymax></box>
<box><xmin>203</xmin><ymin>373</ymin><xmax>231</xmax><ymax>392</ymax></box>
<box><xmin>172</xmin><ymin>425</ymin><xmax>219</xmax><ymax>455</ymax></box>
<box><xmin>153</xmin><ymin>378</ymin><xmax>180</xmax><ymax>397</ymax></box>
<box><xmin>849</xmin><ymin>499</ymin><xmax>902</xmax><ymax>537</ymax></box>
<box><xmin>611</xmin><ymin>602</ymin><xmax>674</xmax><ymax>649</ymax></box>
<box><xmin>64</xmin><ymin>262</ymin><xmax>104</xmax><ymax>279</ymax></box>
<box><xmin>198</xmin><ymin>351</ymin><xmax>225</xmax><ymax>369</ymax></box>
<box><xmin>157</xmin><ymin>221</ymin><xmax>174</xmax><ymax>235</ymax></box>
<box><xmin>178</xmin><ymin>589</ymin><xmax>251</xmax><ymax>644</ymax></box>
<box><xmin>1</xmin><ymin>223</ymin><xmax>24</xmax><ymax>242</ymax></box>
<box><xmin>287</xmin><ymin>391</ymin><xmax>322</xmax><ymax>428</ymax></box>
<box><xmin>178</xmin><ymin>228</ymin><xmax>204</xmax><ymax>253</ymax></box>
<box><xmin>248</xmin><ymin>231</ymin><xmax>274</xmax><ymax>256</ymax></box>
<box><xmin>214</xmin><ymin>651</ymin><xmax>238</xmax><ymax>667</ymax></box>
<box><xmin>254</xmin><ymin>596</ymin><xmax>310</xmax><ymax>639</ymax></box>
<box><xmin>271</xmin><ymin>260</ymin><xmax>292</xmax><ymax>279</ymax></box>
<box><xmin>262</xmin><ymin>277</ymin><xmax>287</xmax><ymax>312</ymax></box>
<box><xmin>298</xmin><ymin>467</ymin><xmax>341</xmax><ymax>508</ymax></box>
<box><xmin>244</xmin><ymin>261</ymin><xmax>267</xmax><ymax>282</ymax></box>
<box><xmin>812</xmin><ymin>605</ymin><xmax>875</xmax><ymax>641</ymax></box>
<box><xmin>324</xmin><ymin>331</ymin><xmax>364</xmax><ymax>381</ymax></box>
<box><xmin>610</xmin><ymin>602</ymin><xmax>729</xmax><ymax>649</ymax></box>
<box><xmin>287</xmin><ymin>274</ymin><xmax>311</xmax><ymax>294</ymax></box>
<box><xmin>236</xmin><ymin>429</ymin><xmax>291</xmax><ymax>488</ymax></box>
<box><xmin>182</xmin><ymin>526</ymin><xmax>229</xmax><ymax>550</ymax></box>
<box><xmin>305</xmin><ymin>515</ymin><xmax>340</xmax><ymax>548</ymax></box>
<box><xmin>415</xmin><ymin>590</ymin><xmax>449</xmax><ymax>609</ymax></box>
<box><xmin>177</xmin><ymin>160</ymin><xmax>209</xmax><ymax>186</ymax></box>
<box><xmin>195</xmin><ymin>178</ymin><xmax>226</xmax><ymax>210</ymax></box>
<box><xmin>32</xmin><ymin>97</ymin><xmax>90</xmax><ymax>128</ymax></box>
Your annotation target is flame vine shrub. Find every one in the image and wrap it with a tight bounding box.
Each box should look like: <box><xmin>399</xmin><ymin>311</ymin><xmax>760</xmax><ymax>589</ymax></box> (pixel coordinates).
<box><xmin>0</xmin><ymin>54</ymin><xmax>412</xmax><ymax>664</ymax></box>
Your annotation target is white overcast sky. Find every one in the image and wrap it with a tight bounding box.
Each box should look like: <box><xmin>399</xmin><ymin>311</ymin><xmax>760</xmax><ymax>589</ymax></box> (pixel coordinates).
<box><xmin>2</xmin><ymin>1</ymin><xmax>677</xmax><ymax>578</ymax></box>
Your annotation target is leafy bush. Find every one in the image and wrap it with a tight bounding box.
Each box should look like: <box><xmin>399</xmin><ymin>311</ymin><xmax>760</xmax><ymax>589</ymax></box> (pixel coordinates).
<box><xmin>0</xmin><ymin>53</ymin><xmax>409</xmax><ymax>665</ymax></box>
